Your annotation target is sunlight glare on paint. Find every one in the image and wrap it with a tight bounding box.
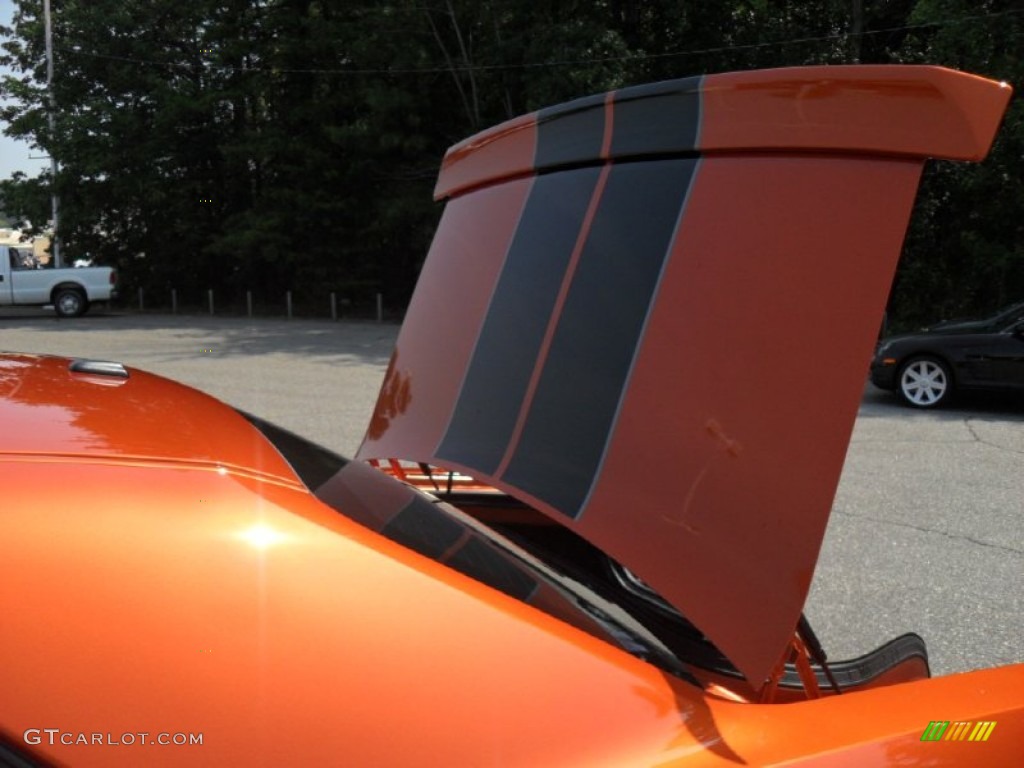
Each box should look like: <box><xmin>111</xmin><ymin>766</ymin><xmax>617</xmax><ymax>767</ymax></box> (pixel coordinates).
<box><xmin>237</xmin><ymin>523</ymin><xmax>289</xmax><ymax>550</ymax></box>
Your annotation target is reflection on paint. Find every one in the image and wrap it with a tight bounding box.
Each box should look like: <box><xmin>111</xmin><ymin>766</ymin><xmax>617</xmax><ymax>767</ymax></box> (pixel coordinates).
<box><xmin>237</xmin><ymin>524</ymin><xmax>289</xmax><ymax>550</ymax></box>
<box><xmin>366</xmin><ymin>353</ymin><xmax>412</xmax><ymax>441</ymax></box>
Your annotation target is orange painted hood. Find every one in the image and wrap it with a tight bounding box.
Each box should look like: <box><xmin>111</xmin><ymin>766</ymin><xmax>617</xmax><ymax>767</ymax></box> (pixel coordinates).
<box><xmin>357</xmin><ymin>66</ymin><xmax>1012</xmax><ymax>686</ymax></box>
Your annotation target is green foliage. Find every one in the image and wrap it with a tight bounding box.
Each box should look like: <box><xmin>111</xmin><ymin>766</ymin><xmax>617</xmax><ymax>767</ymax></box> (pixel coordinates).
<box><xmin>0</xmin><ymin>1</ymin><xmax>1021</xmax><ymax>320</ymax></box>
<box><xmin>0</xmin><ymin>171</ymin><xmax>51</xmax><ymax>232</ymax></box>
<box><xmin>892</xmin><ymin>0</ymin><xmax>1024</xmax><ymax>328</ymax></box>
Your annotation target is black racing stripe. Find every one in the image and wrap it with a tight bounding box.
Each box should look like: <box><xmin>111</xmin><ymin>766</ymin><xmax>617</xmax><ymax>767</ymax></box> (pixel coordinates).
<box><xmin>437</xmin><ymin>167</ymin><xmax>602</xmax><ymax>474</ymax></box>
<box><xmin>535</xmin><ymin>92</ymin><xmax>606</xmax><ymax>171</ymax></box>
<box><xmin>502</xmin><ymin>158</ymin><xmax>698</xmax><ymax>518</ymax></box>
<box><xmin>611</xmin><ymin>76</ymin><xmax>702</xmax><ymax>158</ymax></box>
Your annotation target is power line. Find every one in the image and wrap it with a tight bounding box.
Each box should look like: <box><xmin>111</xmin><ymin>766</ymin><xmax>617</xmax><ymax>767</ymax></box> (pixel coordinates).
<box><xmin>50</xmin><ymin>7</ymin><xmax>1024</xmax><ymax>77</ymax></box>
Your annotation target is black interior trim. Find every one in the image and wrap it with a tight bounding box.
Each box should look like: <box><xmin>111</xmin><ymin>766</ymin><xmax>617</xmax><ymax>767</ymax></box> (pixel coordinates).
<box><xmin>237</xmin><ymin>410</ymin><xmax>349</xmax><ymax>491</ymax></box>
<box><xmin>780</xmin><ymin>632</ymin><xmax>930</xmax><ymax>689</ymax></box>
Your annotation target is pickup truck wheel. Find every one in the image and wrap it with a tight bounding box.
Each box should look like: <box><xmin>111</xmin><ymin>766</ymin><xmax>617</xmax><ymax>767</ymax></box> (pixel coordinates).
<box><xmin>54</xmin><ymin>288</ymin><xmax>89</xmax><ymax>318</ymax></box>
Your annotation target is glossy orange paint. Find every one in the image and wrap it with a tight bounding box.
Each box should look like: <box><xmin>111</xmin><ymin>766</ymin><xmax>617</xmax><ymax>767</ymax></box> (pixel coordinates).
<box><xmin>1</xmin><ymin>457</ymin><xmax>699</xmax><ymax>766</ymax></box>
<box><xmin>436</xmin><ymin>112</ymin><xmax>538</xmax><ymax>200</ymax></box>
<box><xmin>4</xmin><ymin>65</ymin><xmax>1023</xmax><ymax>766</ymax></box>
<box><xmin>700</xmin><ymin>66</ymin><xmax>1012</xmax><ymax>161</ymax></box>
<box><xmin>0</xmin><ymin>360</ymin><xmax>706</xmax><ymax>765</ymax></box>
<box><xmin>431</xmin><ymin>66</ymin><xmax>1012</xmax><ymax>201</ymax></box>
<box><xmin>3</xmin><ymin>365</ymin><xmax>1022</xmax><ymax>766</ymax></box>
<box><xmin>0</xmin><ymin>354</ymin><xmax>299</xmax><ymax>485</ymax></box>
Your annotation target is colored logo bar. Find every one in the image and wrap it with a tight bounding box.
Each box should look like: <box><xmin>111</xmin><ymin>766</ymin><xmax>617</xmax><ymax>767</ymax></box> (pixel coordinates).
<box><xmin>921</xmin><ymin>721</ymin><xmax>997</xmax><ymax>742</ymax></box>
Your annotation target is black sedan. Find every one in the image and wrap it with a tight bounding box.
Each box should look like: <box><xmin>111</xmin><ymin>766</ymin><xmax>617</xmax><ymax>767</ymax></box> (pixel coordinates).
<box><xmin>870</xmin><ymin>301</ymin><xmax>1024</xmax><ymax>407</ymax></box>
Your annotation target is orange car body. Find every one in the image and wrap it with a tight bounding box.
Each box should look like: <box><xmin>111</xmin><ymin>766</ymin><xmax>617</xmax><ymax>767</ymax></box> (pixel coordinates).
<box><xmin>2</xmin><ymin>66</ymin><xmax>1022</xmax><ymax>766</ymax></box>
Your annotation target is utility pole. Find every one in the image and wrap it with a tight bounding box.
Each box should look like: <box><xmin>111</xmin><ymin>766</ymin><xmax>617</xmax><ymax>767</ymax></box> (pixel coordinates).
<box><xmin>43</xmin><ymin>0</ymin><xmax>61</xmax><ymax>267</ymax></box>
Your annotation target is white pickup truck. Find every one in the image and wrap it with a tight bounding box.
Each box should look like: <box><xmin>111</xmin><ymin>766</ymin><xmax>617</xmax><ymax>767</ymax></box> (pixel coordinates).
<box><xmin>1</xmin><ymin>246</ymin><xmax>118</xmax><ymax>318</ymax></box>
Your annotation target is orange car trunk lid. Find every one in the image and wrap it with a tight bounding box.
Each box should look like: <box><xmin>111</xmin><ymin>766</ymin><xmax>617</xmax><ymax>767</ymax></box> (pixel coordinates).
<box><xmin>357</xmin><ymin>66</ymin><xmax>1012</xmax><ymax>687</ymax></box>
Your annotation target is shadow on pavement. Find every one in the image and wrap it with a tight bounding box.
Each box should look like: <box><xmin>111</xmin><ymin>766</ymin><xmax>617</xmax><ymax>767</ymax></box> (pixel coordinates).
<box><xmin>861</xmin><ymin>382</ymin><xmax>1024</xmax><ymax>421</ymax></box>
<box><xmin>0</xmin><ymin>311</ymin><xmax>399</xmax><ymax>365</ymax></box>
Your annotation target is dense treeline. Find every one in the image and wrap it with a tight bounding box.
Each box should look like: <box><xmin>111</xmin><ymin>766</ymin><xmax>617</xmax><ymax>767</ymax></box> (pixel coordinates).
<box><xmin>1</xmin><ymin>1</ymin><xmax>1021</xmax><ymax>325</ymax></box>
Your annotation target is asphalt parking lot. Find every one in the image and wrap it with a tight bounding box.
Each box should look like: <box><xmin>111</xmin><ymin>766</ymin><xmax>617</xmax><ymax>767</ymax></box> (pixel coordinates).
<box><xmin>2</xmin><ymin>309</ymin><xmax>1021</xmax><ymax>678</ymax></box>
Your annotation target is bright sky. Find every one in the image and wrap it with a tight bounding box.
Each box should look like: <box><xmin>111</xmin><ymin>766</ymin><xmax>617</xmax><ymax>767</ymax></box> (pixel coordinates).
<box><xmin>0</xmin><ymin>0</ymin><xmax>48</xmax><ymax>180</ymax></box>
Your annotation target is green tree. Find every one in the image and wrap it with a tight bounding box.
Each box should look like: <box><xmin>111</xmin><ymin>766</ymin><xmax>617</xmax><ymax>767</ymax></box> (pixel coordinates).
<box><xmin>892</xmin><ymin>0</ymin><xmax>1024</xmax><ymax>327</ymax></box>
<box><xmin>1</xmin><ymin>1</ymin><xmax>1020</xmax><ymax>318</ymax></box>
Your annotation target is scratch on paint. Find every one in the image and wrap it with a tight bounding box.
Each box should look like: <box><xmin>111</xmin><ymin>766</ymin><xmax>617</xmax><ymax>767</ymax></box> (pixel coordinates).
<box><xmin>663</xmin><ymin>419</ymin><xmax>741</xmax><ymax>532</ymax></box>
<box><xmin>705</xmin><ymin>418</ymin><xmax>742</xmax><ymax>457</ymax></box>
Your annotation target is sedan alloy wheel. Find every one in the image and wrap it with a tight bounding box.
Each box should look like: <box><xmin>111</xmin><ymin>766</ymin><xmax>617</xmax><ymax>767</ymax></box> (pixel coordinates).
<box><xmin>898</xmin><ymin>357</ymin><xmax>951</xmax><ymax>408</ymax></box>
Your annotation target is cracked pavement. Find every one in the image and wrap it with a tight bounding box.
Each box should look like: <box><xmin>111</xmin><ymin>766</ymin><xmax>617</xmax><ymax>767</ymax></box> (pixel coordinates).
<box><xmin>3</xmin><ymin>311</ymin><xmax>1021</xmax><ymax>676</ymax></box>
<box><xmin>807</xmin><ymin>386</ymin><xmax>1023</xmax><ymax>675</ymax></box>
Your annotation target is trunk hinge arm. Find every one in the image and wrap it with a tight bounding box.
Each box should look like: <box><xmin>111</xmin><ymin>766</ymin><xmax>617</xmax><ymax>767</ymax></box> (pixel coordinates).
<box><xmin>759</xmin><ymin>614</ymin><xmax>843</xmax><ymax>702</ymax></box>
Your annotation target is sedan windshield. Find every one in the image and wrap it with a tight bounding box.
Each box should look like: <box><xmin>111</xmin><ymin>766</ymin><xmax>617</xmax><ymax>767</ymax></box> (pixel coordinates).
<box><xmin>990</xmin><ymin>301</ymin><xmax>1024</xmax><ymax>329</ymax></box>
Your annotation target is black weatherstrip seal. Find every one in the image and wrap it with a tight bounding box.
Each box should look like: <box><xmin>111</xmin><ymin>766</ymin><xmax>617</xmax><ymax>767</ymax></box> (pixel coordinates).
<box><xmin>382</xmin><ymin>496</ymin><xmax>465</xmax><ymax>560</ymax></box>
<box><xmin>0</xmin><ymin>733</ymin><xmax>51</xmax><ymax>768</ymax></box>
<box><xmin>437</xmin><ymin>167</ymin><xmax>602</xmax><ymax>474</ymax></box>
<box><xmin>502</xmin><ymin>158</ymin><xmax>699</xmax><ymax>518</ymax></box>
